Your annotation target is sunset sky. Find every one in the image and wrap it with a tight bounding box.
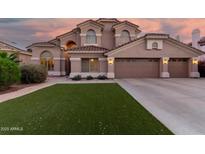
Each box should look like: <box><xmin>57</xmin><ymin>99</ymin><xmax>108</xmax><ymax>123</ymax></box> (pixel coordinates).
<box><xmin>0</xmin><ymin>18</ymin><xmax>205</xmax><ymax>49</ymax></box>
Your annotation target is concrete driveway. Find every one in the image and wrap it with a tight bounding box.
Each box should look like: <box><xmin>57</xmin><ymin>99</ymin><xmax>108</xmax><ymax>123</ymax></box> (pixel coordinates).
<box><xmin>116</xmin><ymin>78</ymin><xmax>205</xmax><ymax>135</ymax></box>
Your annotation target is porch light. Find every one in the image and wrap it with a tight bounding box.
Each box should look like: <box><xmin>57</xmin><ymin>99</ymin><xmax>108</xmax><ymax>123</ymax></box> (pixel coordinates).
<box><xmin>163</xmin><ymin>57</ymin><xmax>169</xmax><ymax>64</ymax></box>
<box><xmin>108</xmin><ymin>58</ymin><xmax>114</xmax><ymax>64</ymax></box>
<box><xmin>192</xmin><ymin>58</ymin><xmax>198</xmax><ymax>65</ymax></box>
<box><xmin>90</xmin><ymin>58</ymin><xmax>94</xmax><ymax>62</ymax></box>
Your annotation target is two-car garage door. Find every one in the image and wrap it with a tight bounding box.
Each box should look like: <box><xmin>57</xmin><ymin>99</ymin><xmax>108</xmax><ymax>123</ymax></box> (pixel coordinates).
<box><xmin>115</xmin><ymin>58</ymin><xmax>189</xmax><ymax>78</ymax></box>
<box><xmin>115</xmin><ymin>58</ymin><xmax>160</xmax><ymax>78</ymax></box>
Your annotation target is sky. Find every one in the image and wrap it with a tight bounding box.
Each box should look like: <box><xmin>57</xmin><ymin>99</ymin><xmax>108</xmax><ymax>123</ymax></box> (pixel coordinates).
<box><xmin>0</xmin><ymin>18</ymin><xmax>205</xmax><ymax>50</ymax></box>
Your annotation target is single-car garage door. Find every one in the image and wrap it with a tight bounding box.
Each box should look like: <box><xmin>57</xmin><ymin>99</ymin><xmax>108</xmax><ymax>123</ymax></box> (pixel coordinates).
<box><xmin>168</xmin><ymin>58</ymin><xmax>189</xmax><ymax>78</ymax></box>
<box><xmin>115</xmin><ymin>58</ymin><xmax>160</xmax><ymax>78</ymax></box>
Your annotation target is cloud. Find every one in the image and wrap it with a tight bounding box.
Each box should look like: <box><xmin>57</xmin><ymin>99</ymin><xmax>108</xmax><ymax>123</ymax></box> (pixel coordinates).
<box><xmin>0</xmin><ymin>18</ymin><xmax>205</xmax><ymax>49</ymax></box>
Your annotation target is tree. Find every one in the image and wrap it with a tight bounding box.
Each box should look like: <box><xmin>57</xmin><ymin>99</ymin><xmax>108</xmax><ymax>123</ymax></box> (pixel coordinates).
<box><xmin>0</xmin><ymin>51</ymin><xmax>20</xmax><ymax>64</ymax></box>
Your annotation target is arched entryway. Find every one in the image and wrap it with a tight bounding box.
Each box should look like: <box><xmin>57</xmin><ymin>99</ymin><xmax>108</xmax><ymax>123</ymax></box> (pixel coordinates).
<box><xmin>40</xmin><ymin>50</ymin><xmax>54</xmax><ymax>71</ymax></box>
<box><xmin>66</xmin><ymin>41</ymin><xmax>77</xmax><ymax>49</ymax></box>
<box><xmin>65</xmin><ymin>41</ymin><xmax>77</xmax><ymax>75</ymax></box>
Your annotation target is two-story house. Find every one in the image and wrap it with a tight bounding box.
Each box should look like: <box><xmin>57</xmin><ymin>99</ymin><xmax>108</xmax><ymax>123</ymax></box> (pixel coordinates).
<box><xmin>27</xmin><ymin>18</ymin><xmax>204</xmax><ymax>78</ymax></box>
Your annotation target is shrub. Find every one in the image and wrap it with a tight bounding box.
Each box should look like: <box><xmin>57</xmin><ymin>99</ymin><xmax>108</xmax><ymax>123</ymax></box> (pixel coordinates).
<box><xmin>97</xmin><ymin>75</ymin><xmax>108</xmax><ymax>80</ymax></box>
<box><xmin>0</xmin><ymin>57</ymin><xmax>20</xmax><ymax>90</ymax></box>
<box><xmin>0</xmin><ymin>52</ymin><xmax>20</xmax><ymax>64</ymax></box>
<box><xmin>72</xmin><ymin>75</ymin><xmax>82</xmax><ymax>81</ymax></box>
<box><xmin>20</xmin><ymin>64</ymin><xmax>47</xmax><ymax>84</ymax></box>
<box><xmin>86</xmin><ymin>75</ymin><xmax>94</xmax><ymax>80</ymax></box>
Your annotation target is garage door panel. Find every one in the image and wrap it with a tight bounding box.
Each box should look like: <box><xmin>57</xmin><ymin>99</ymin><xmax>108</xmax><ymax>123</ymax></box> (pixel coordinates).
<box><xmin>168</xmin><ymin>58</ymin><xmax>189</xmax><ymax>78</ymax></box>
<box><xmin>115</xmin><ymin>58</ymin><xmax>159</xmax><ymax>78</ymax></box>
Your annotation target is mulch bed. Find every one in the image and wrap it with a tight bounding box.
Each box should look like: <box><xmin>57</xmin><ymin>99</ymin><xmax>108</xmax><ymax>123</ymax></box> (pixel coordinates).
<box><xmin>0</xmin><ymin>83</ymin><xmax>39</xmax><ymax>95</ymax></box>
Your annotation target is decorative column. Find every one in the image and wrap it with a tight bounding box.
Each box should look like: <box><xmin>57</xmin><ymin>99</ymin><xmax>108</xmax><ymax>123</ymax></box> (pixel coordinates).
<box><xmin>160</xmin><ymin>57</ymin><xmax>170</xmax><ymax>78</ymax></box>
<box><xmin>107</xmin><ymin>57</ymin><xmax>115</xmax><ymax>79</ymax></box>
<box><xmin>189</xmin><ymin>57</ymin><xmax>200</xmax><ymax>78</ymax></box>
<box><xmin>69</xmin><ymin>58</ymin><xmax>81</xmax><ymax>78</ymax></box>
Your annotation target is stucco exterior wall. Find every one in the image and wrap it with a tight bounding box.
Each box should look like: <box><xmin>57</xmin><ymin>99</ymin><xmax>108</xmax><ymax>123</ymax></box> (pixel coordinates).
<box><xmin>19</xmin><ymin>53</ymin><xmax>31</xmax><ymax>65</ymax></box>
<box><xmin>109</xmin><ymin>39</ymin><xmax>201</xmax><ymax>58</ymax></box>
<box><xmin>30</xmin><ymin>46</ymin><xmax>65</xmax><ymax>76</ymax></box>
<box><xmin>69</xmin><ymin>53</ymin><xmax>107</xmax><ymax>78</ymax></box>
<box><xmin>114</xmin><ymin>24</ymin><xmax>139</xmax><ymax>46</ymax></box>
<box><xmin>101</xmin><ymin>22</ymin><xmax>115</xmax><ymax>50</ymax></box>
<box><xmin>79</xmin><ymin>24</ymin><xmax>102</xmax><ymax>46</ymax></box>
<box><xmin>59</xmin><ymin>31</ymin><xmax>81</xmax><ymax>48</ymax></box>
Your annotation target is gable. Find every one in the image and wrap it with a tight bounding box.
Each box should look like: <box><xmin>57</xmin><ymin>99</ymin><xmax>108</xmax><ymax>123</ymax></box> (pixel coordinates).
<box><xmin>0</xmin><ymin>41</ymin><xmax>23</xmax><ymax>52</ymax></box>
<box><xmin>77</xmin><ymin>20</ymin><xmax>103</xmax><ymax>31</ymax></box>
<box><xmin>113</xmin><ymin>21</ymin><xmax>141</xmax><ymax>34</ymax></box>
<box><xmin>106</xmin><ymin>37</ymin><xmax>204</xmax><ymax>58</ymax></box>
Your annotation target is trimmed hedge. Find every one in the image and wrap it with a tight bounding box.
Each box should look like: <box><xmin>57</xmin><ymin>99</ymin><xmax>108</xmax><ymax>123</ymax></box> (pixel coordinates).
<box><xmin>72</xmin><ymin>75</ymin><xmax>82</xmax><ymax>81</ymax></box>
<box><xmin>86</xmin><ymin>75</ymin><xmax>94</xmax><ymax>80</ymax></box>
<box><xmin>97</xmin><ymin>75</ymin><xmax>108</xmax><ymax>80</ymax></box>
<box><xmin>0</xmin><ymin>57</ymin><xmax>20</xmax><ymax>90</ymax></box>
<box><xmin>20</xmin><ymin>64</ymin><xmax>47</xmax><ymax>84</ymax></box>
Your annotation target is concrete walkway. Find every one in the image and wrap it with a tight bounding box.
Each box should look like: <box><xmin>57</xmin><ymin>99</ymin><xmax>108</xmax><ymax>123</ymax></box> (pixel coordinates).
<box><xmin>0</xmin><ymin>77</ymin><xmax>114</xmax><ymax>103</ymax></box>
<box><xmin>116</xmin><ymin>78</ymin><xmax>205</xmax><ymax>135</ymax></box>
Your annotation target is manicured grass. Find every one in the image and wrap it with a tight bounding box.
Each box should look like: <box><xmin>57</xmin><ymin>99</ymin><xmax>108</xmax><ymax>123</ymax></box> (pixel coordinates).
<box><xmin>0</xmin><ymin>83</ymin><xmax>173</xmax><ymax>135</ymax></box>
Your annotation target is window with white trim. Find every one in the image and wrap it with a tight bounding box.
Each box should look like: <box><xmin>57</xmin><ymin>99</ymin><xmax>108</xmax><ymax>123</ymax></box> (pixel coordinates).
<box><xmin>81</xmin><ymin>58</ymin><xmax>99</xmax><ymax>72</ymax></box>
<box><xmin>86</xmin><ymin>29</ymin><xmax>97</xmax><ymax>44</ymax></box>
<box><xmin>120</xmin><ymin>30</ymin><xmax>131</xmax><ymax>44</ymax></box>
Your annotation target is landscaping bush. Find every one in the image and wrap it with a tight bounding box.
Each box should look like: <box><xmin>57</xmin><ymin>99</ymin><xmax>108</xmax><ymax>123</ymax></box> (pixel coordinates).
<box><xmin>97</xmin><ymin>75</ymin><xmax>108</xmax><ymax>80</ymax></box>
<box><xmin>20</xmin><ymin>64</ymin><xmax>47</xmax><ymax>84</ymax></box>
<box><xmin>72</xmin><ymin>75</ymin><xmax>82</xmax><ymax>81</ymax></box>
<box><xmin>0</xmin><ymin>57</ymin><xmax>20</xmax><ymax>90</ymax></box>
<box><xmin>86</xmin><ymin>75</ymin><xmax>94</xmax><ymax>80</ymax></box>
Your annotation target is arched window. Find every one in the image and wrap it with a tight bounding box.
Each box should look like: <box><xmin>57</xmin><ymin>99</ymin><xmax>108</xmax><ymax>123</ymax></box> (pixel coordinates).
<box><xmin>121</xmin><ymin>30</ymin><xmax>131</xmax><ymax>44</ymax></box>
<box><xmin>40</xmin><ymin>51</ymin><xmax>54</xmax><ymax>71</ymax></box>
<box><xmin>152</xmin><ymin>42</ymin><xmax>158</xmax><ymax>49</ymax></box>
<box><xmin>86</xmin><ymin>29</ymin><xmax>97</xmax><ymax>44</ymax></box>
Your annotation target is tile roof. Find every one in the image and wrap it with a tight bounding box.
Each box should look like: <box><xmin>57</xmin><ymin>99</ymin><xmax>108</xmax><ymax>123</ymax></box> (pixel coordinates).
<box><xmin>26</xmin><ymin>42</ymin><xmax>58</xmax><ymax>48</ymax></box>
<box><xmin>198</xmin><ymin>37</ymin><xmax>205</xmax><ymax>45</ymax></box>
<box><xmin>0</xmin><ymin>41</ymin><xmax>25</xmax><ymax>51</ymax></box>
<box><xmin>67</xmin><ymin>45</ymin><xmax>109</xmax><ymax>52</ymax></box>
<box><xmin>113</xmin><ymin>20</ymin><xmax>140</xmax><ymax>29</ymax></box>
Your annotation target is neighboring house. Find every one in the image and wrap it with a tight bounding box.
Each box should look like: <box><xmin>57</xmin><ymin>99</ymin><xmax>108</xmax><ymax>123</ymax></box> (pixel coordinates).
<box><xmin>27</xmin><ymin>18</ymin><xmax>204</xmax><ymax>78</ymax></box>
<box><xmin>0</xmin><ymin>41</ymin><xmax>31</xmax><ymax>64</ymax></box>
<box><xmin>188</xmin><ymin>29</ymin><xmax>205</xmax><ymax>62</ymax></box>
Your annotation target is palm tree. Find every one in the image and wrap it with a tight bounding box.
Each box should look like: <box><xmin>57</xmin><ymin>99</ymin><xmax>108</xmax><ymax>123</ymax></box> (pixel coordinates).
<box><xmin>0</xmin><ymin>51</ymin><xmax>20</xmax><ymax>64</ymax></box>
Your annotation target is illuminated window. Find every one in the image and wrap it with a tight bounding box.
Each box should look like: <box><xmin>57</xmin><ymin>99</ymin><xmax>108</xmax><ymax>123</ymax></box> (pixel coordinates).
<box><xmin>86</xmin><ymin>29</ymin><xmax>97</xmax><ymax>44</ymax></box>
<box><xmin>40</xmin><ymin>51</ymin><xmax>54</xmax><ymax>71</ymax></box>
<box><xmin>152</xmin><ymin>42</ymin><xmax>158</xmax><ymax>49</ymax></box>
<box><xmin>81</xmin><ymin>58</ymin><xmax>99</xmax><ymax>72</ymax></box>
<box><xmin>121</xmin><ymin>30</ymin><xmax>131</xmax><ymax>44</ymax></box>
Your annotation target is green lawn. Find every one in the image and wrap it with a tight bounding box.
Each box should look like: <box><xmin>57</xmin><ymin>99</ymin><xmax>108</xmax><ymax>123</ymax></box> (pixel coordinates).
<box><xmin>0</xmin><ymin>83</ymin><xmax>173</xmax><ymax>135</ymax></box>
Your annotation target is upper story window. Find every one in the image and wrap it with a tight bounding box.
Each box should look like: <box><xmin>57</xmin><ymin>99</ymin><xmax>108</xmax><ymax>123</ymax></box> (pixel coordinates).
<box><xmin>152</xmin><ymin>42</ymin><xmax>158</xmax><ymax>49</ymax></box>
<box><xmin>86</xmin><ymin>29</ymin><xmax>97</xmax><ymax>44</ymax></box>
<box><xmin>40</xmin><ymin>50</ymin><xmax>54</xmax><ymax>71</ymax></box>
<box><xmin>121</xmin><ymin>30</ymin><xmax>131</xmax><ymax>44</ymax></box>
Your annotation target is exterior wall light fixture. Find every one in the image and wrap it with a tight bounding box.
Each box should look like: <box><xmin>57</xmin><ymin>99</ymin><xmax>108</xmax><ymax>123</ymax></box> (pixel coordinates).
<box><xmin>192</xmin><ymin>58</ymin><xmax>198</xmax><ymax>65</ymax></box>
<box><xmin>108</xmin><ymin>58</ymin><xmax>114</xmax><ymax>64</ymax></box>
<box><xmin>163</xmin><ymin>57</ymin><xmax>169</xmax><ymax>64</ymax></box>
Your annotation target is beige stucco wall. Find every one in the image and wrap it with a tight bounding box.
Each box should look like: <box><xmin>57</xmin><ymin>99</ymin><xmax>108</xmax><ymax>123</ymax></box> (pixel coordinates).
<box><xmin>114</xmin><ymin>24</ymin><xmax>140</xmax><ymax>46</ymax></box>
<box><xmin>100</xmin><ymin>22</ymin><xmax>116</xmax><ymax>50</ymax></box>
<box><xmin>2</xmin><ymin>50</ymin><xmax>31</xmax><ymax>65</ymax></box>
<box><xmin>19</xmin><ymin>53</ymin><xmax>31</xmax><ymax>65</ymax></box>
<box><xmin>30</xmin><ymin>46</ymin><xmax>65</xmax><ymax>76</ymax></box>
<box><xmin>59</xmin><ymin>31</ymin><xmax>81</xmax><ymax>48</ymax></box>
<box><xmin>79</xmin><ymin>24</ymin><xmax>102</xmax><ymax>46</ymax></box>
<box><xmin>107</xmin><ymin>38</ymin><xmax>202</xmax><ymax>78</ymax></box>
<box><xmin>69</xmin><ymin>53</ymin><xmax>107</xmax><ymax>78</ymax></box>
<box><xmin>109</xmin><ymin>38</ymin><xmax>201</xmax><ymax>58</ymax></box>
